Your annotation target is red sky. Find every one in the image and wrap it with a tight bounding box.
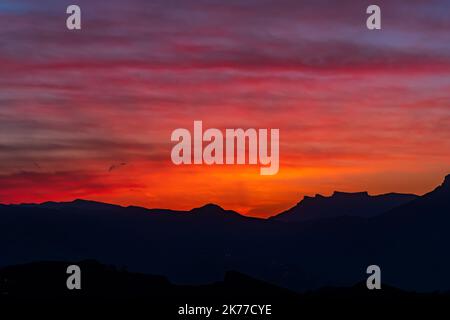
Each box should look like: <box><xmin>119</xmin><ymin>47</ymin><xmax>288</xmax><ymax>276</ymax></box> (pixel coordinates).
<box><xmin>0</xmin><ymin>0</ymin><xmax>449</xmax><ymax>217</ymax></box>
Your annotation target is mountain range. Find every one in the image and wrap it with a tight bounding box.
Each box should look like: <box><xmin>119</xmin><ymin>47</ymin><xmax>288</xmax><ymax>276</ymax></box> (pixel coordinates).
<box><xmin>0</xmin><ymin>174</ymin><xmax>449</xmax><ymax>292</ymax></box>
<box><xmin>272</xmin><ymin>191</ymin><xmax>418</xmax><ymax>222</ymax></box>
<box><xmin>2</xmin><ymin>260</ymin><xmax>448</xmax><ymax>317</ymax></box>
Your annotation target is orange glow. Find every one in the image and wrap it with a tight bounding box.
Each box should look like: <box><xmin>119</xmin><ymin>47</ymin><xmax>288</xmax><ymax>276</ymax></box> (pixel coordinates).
<box><xmin>1</xmin><ymin>1</ymin><xmax>449</xmax><ymax>217</ymax></box>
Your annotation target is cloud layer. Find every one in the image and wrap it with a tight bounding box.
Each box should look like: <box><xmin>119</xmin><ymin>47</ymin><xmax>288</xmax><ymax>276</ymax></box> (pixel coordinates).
<box><xmin>1</xmin><ymin>0</ymin><xmax>449</xmax><ymax>216</ymax></box>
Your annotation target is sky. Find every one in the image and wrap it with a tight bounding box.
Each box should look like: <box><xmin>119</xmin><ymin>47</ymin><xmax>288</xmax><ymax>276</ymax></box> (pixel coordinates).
<box><xmin>0</xmin><ymin>0</ymin><xmax>449</xmax><ymax>217</ymax></box>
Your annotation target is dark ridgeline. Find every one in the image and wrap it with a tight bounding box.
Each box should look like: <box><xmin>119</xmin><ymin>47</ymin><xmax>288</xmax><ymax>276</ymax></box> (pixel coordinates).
<box><xmin>0</xmin><ymin>174</ymin><xmax>449</xmax><ymax>295</ymax></box>
<box><xmin>272</xmin><ymin>191</ymin><xmax>418</xmax><ymax>222</ymax></box>
<box><xmin>1</xmin><ymin>260</ymin><xmax>448</xmax><ymax>317</ymax></box>
<box><xmin>0</xmin><ymin>260</ymin><xmax>294</xmax><ymax>300</ymax></box>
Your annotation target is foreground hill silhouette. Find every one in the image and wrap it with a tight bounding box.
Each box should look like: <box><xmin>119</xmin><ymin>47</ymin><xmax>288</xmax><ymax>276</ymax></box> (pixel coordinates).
<box><xmin>0</xmin><ymin>174</ymin><xmax>449</xmax><ymax>293</ymax></box>
<box><xmin>1</xmin><ymin>260</ymin><xmax>448</xmax><ymax>318</ymax></box>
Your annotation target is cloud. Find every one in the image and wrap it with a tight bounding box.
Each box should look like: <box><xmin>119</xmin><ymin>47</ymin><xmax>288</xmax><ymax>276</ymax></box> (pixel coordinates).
<box><xmin>0</xmin><ymin>170</ymin><xmax>144</xmax><ymax>204</ymax></box>
<box><xmin>0</xmin><ymin>0</ymin><xmax>449</xmax><ymax>215</ymax></box>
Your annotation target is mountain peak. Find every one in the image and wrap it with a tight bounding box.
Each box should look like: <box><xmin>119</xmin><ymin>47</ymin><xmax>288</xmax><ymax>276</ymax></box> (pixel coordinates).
<box><xmin>443</xmin><ymin>174</ymin><xmax>450</xmax><ymax>187</ymax></box>
<box><xmin>429</xmin><ymin>173</ymin><xmax>450</xmax><ymax>195</ymax></box>
<box><xmin>273</xmin><ymin>191</ymin><xmax>418</xmax><ymax>222</ymax></box>
<box><xmin>36</xmin><ymin>199</ymin><xmax>122</xmax><ymax>211</ymax></box>
<box><xmin>195</xmin><ymin>203</ymin><xmax>225</xmax><ymax>211</ymax></box>
<box><xmin>72</xmin><ymin>199</ymin><xmax>99</xmax><ymax>205</ymax></box>
<box><xmin>190</xmin><ymin>203</ymin><xmax>226</xmax><ymax>215</ymax></box>
<box><xmin>190</xmin><ymin>203</ymin><xmax>244</xmax><ymax>219</ymax></box>
<box><xmin>332</xmin><ymin>191</ymin><xmax>369</xmax><ymax>198</ymax></box>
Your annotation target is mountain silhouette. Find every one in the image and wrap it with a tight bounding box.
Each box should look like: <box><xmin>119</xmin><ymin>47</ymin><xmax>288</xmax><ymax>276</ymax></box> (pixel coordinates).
<box><xmin>189</xmin><ymin>203</ymin><xmax>246</xmax><ymax>219</ymax></box>
<box><xmin>272</xmin><ymin>191</ymin><xmax>418</xmax><ymax>222</ymax></box>
<box><xmin>1</xmin><ymin>260</ymin><xmax>448</xmax><ymax>318</ymax></box>
<box><xmin>0</xmin><ymin>260</ymin><xmax>294</xmax><ymax>300</ymax></box>
<box><xmin>368</xmin><ymin>174</ymin><xmax>450</xmax><ymax>291</ymax></box>
<box><xmin>0</xmin><ymin>174</ymin><xmax>449</xmax><ymax>293</ymax></box>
